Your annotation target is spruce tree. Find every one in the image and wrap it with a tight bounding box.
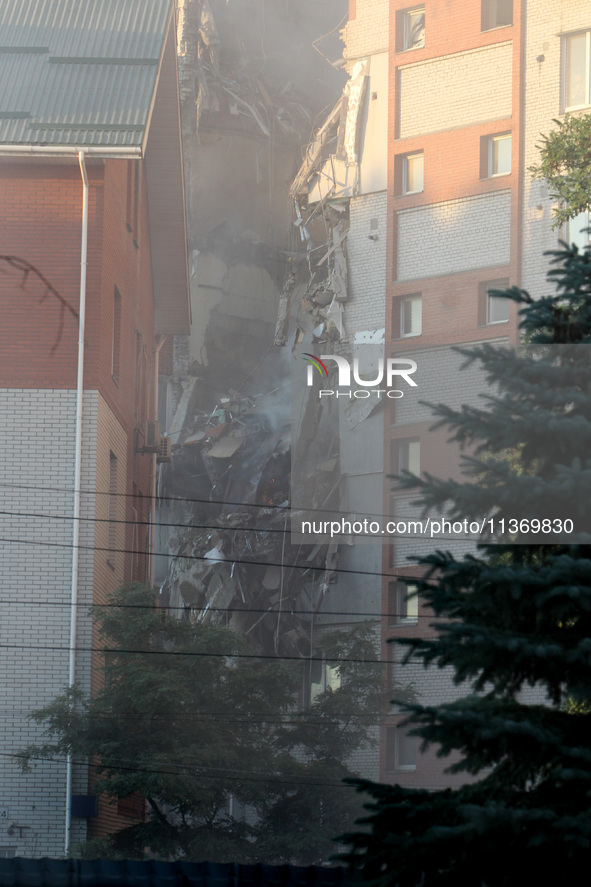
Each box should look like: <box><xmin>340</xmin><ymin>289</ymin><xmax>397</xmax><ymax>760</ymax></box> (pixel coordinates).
<box><xmin>339</xmin><ymin>244</ymin><xmax>591</xmax><ymax>886</ymax></box>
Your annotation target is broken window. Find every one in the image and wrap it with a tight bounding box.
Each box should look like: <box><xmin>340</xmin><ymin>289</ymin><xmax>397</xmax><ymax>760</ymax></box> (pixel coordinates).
<box><xmin>481</xmin><ymin>0</ymin><xmax>512</xmax><ymax>31</ymax></box>
<box><xmin>403</xmin><ymin>7</ymin><xmax>425</xmax><ymax>50</ymax></box>
<box><xmin>309</xmin><ymin>656</ymin><xmax>341</xmax><ymax>704</ymax></box>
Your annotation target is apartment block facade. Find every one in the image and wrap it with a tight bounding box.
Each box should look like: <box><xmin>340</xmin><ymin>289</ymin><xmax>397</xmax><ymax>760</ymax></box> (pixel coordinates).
<box><xmin>294</xmin><ymin>0</ymin><xmax>590</xmax><ymax>789</ymax></box>
<box><xmin>0</xmin><ymin>0</ymin><xmax>189</xmax><ymax>857</ymax></box>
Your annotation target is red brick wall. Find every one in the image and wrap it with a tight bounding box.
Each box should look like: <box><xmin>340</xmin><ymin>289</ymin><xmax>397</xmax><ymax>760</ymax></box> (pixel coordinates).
<box><xmin>381</xmin><ymin>0</ymin><xmax>525</xmax><ymax>787</ymax></box>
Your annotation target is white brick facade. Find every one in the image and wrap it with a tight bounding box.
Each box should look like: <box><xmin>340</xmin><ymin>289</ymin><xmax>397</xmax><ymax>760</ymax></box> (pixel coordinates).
<box><xmin>342</xmin><ymin>0</ymin><xmax>389</xmax><ymax>60</ymax></box>
<box><xmin>0</xmin><ymin>389</ymin><xmax>122</xmax><ymax>857</ymax></box>
<box><xmin>399</xmin><ymin>42</ymin><xmax>513</xmax><ymax>138</ymax></box>
<box><xmin>346</xmin><ymin>191</ymin><xmax>387</xmax><ymax>334</ymax></box>
<box><xmin>397</xmin><ymin>191</ymin><xmax>512</xmax><ymax>280</ymax></box>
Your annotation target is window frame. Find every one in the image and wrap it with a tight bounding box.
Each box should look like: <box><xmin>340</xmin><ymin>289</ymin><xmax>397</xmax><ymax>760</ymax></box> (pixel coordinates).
<box><xmin>308</xmin><ymin>655</ymin><xmax>341</xmax><ymax>705</ymax></box>
<box><xmin>478</xmin><ymin>278</ymin><xmax>510</xmax><ymax>326</ymax></box>
<box><xmin>564</xmin><ymin>30</ymin><xmax>591</xmax><ymax>112</ymax></box>
<box><xmin>488</xmin><ymin>134</ymin><xmax>512</xmax><ymax>178</ymax></box>
<box><xmin>387</xmin><ymin>580</ymin><xmax>419</xmax><ymax>625</ymax></box>
<box><xmin>567</xmin><ymin>209</ymin><xmax>591</xmax><ymax>251</ymax></box>
<box><xmin>400</xmin><ymin>294</ymin><xmax>422</xmax><ymax>337</ymax></box>
<box><xmin>402</xmin><ymin>6</ymin><xmax>425</xmax><ymax>51</ymax></box>
<box><xmin>385</xmin><ymin>725</ymin><xmax>417</xmax><ymax>772</ymax></box>
<box><xmin>402</xmin><ymin>152</ymin><xmax>424</xmax><ymax>195</ymax></box>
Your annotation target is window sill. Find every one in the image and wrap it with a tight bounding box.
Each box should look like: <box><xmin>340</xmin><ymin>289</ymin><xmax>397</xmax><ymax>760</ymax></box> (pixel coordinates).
<box><xmin>106</xmin><ymin>559</ymin><xmax>115</xmax><ymax>572</ymax></box>
<box><xmin>399</xmin><ymin>331</ymin><xmax>422</xmax><ymax>339</ymax></box>
<box><xmin>481</xmin><ymin>24</ymin><xmax>512</xmax><ymax>33</ymax></box>
<box><xmin>485</xmin><ymin>319</ymin><xmax>509</xmax><ymax>326</ymax></box>
<box><xmin>111</xmin><ymin>375</ymin><xmax>120</xmax><ymax>388</ymax></box>
<box><xmin>564</xmin><ymin>103</ymin><xmax>591</xmax><ymax>114</ymax></box>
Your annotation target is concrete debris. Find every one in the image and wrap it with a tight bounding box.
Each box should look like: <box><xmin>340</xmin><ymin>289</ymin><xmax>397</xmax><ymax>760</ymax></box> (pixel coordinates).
<box><xmin>159</xmin><ymin>374</ymin><xmax>339</xmax><ymax>657</ymax></box>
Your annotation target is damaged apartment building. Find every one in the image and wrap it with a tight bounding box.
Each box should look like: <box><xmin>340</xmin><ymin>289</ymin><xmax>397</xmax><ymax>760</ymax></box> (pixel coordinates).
<box><xmin>282</xmin><ymin>0</ymin><xmax>588</xmax><ymax>788</ymax></box>
<box><xmin>160</xmin><ymin>0</ymin><xmax>581</xmax><ymax>790</ymax></box>
<box><xmin>154</xmin><ymin>2</ymin><xmax>366</xmax><ymax>674</ymax></box>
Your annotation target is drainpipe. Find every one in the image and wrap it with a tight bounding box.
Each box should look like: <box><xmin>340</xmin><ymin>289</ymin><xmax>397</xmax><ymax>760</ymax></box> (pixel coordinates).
<box><xmin>150</xmin><ymin>335</ymin><xmax>166</xmax><ymax>586</ymax></box>
<box><xmin>64</xmin><ymin>150</ymin><xmax>89</xmax><ymax>855</ymax></box>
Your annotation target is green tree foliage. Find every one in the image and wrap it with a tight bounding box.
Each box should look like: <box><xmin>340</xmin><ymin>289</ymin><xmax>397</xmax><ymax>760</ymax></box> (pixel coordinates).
<box><xmin>529</xmin><ymin>113</ymin><xmax>591</xmax><ymax>229</ymax></box>
<box><xmin>18</xmin><ymin>583</ymin><xmax>384</xmax><ymax>864</ymax></box>
<box><xmin>339</xmin><ymin>245</ymin><xmax>591</xmax><ymax>886</ymax></box>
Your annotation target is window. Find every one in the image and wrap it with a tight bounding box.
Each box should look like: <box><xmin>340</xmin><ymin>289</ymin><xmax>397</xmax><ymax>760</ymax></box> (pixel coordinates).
<box><xmin>567</xmin><ymin>209</ymin><xmax>590</xmax><ymax>251</ymax></box>
<box><xmin>112</xmin><ymin>287</ymin><xmax>122</xmax><ymax>382</ymax></box>
<box><xmin>0</xmin><ymin>848</ymin><xmax>17</xmax><ymax>859</ymax></box>
<box><xmin>402</xmin><ymin>7</ymin><xmax>425</xmax><ymax>50</ymax></box>
<box><xmin>388</xmin><ymin>580</ymin><xmax>419</xmax><ymax>625</ymax></box>
<box><xmin>391</xmin><ymin>438</ymin><xmax>421</xmax><ymax>478</ymax></box>
<box><xmin>400</xmin><ymin>294</ymin><xmax>422</xmax><ymax>337</ymax></box>
<box><xmin>403</xmin><ymin>152</ymin><xmax>424</xmax><ymax>194</ymax></box>
<box><xmin>480</xmin><ymin>134</ymin><xmax>512</xmax><ymax>178</ymax></box>
<box><xmin>478</xmin><ymin>278</ymin><xmax>510</xmax><ymax>325</ymax></box>
<box><xmin>385</xmin><ymin>725</ymin><xmax>417</xmax><ymax>771</ymax></box>
<box><xmin>107</xmin><ymin>451</ymin><xmax>118</xmax><ymax>569</ymax></box>
<box><xmin>481</xmin><ymin>0</ymin><xmax>512</xmax><ymax>31</ymax></box>
<box><xmin>309</xmin><ymin>657</ymin><xmax>341</xmax><ymax>704</ymax></box>
<box><xmin>564</xmin><ymin>31</ymin><xmax>591</xmax><ymax>110</ymax></box>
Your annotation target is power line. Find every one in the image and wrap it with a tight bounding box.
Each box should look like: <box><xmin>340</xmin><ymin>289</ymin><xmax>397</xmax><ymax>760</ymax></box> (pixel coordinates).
<box><xmin>0</xmin><ymin>641</ymin><xmax>398</xmax><ymax>667</ymax></box>
<box><xmin>0</xmin><ymin>535</ymin><xmax>413</xmax><ymax>581</ymax></box>
<box><xmin>0</xmin><ymin>481</ymin><xmax>403</xmax><ymax>523</ymax></box>
<box><xmin>1</xmin><ymin>507</ymin><xmax>289</xmax><ymax>535</ymax></box>
<box><xmin>1</xmin><ymin>750</ymin><xmax>361</xmax><ymax>790</ymax></box>
<box><xmin>0</xmin><ymin>596</ymin><xmax>431</xmax><ymax>621</ymax></box>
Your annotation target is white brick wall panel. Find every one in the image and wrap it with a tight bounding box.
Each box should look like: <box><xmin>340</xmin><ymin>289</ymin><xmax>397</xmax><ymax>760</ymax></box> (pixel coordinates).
<box><xmin>399</xmin><ymin>43</ymin><xmax>513</xmax><ymax>138</ymax></box>
<box><xmin>0</xmin><ymin>389</ymin><xmax>99</xmax><ymax>857</ymax></box>
<box><xmin>342</xmin><ymin>0</ymin><xmax>389</xmax><ymax>60</ymax></box>
<box><xmin>396</xmin><ymin>191</ymin><xmax>511</xmax><ymax>280</ymax></box>
<box><xmin>346</xmin><ymin>191</ymin><xmax>387</xmax><ymax>333</ymax></box>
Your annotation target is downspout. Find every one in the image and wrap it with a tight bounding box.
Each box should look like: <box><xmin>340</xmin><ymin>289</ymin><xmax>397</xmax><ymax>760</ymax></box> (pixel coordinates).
<box><xmin>65</xmin><ymin>150</ymin><xmax>89</xmax><ymax>855</ymax></box>
<box><xmin>150</xmin><ymin>335</ymin><xmax>166</xmax><ymax>586</ymax></box>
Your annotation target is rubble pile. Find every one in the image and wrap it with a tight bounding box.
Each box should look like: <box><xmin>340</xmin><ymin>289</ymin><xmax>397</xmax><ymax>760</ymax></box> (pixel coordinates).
<box><xmin>159</xmin><ymin>374</ymin><xmax>339</xmax><ymax>656</ymax></box>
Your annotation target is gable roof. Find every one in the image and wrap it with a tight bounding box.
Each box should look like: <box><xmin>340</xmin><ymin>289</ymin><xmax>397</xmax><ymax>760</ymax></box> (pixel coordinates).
<box><xmin>0</xmin><ymin>0</ymin><xmax>190</xmax><ymax>335</ymax></box>
<box><xmin>0</xmin><ymin>0</ymin><xmax>169</xmax><ymax>148</ymax></box>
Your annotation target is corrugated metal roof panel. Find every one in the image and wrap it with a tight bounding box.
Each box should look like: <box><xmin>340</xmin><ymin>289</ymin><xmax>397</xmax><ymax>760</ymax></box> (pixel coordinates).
<box><xmin>0</xmin><ymin>0</ymin><xmax>171</xmax><ymax>147</ymax></box>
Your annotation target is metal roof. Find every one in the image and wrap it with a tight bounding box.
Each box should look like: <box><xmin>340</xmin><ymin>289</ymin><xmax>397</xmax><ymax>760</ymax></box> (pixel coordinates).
<box><xmin>0</xmin><ymin>0</ymin><xmax>171</xmax><ymax>147</ymax></box>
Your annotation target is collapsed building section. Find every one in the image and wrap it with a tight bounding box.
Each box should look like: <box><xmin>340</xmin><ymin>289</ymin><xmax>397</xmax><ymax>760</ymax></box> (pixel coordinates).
<box><xmin>156</xmin><ymin>2</ymin><xmax>353</xmax><ymax>656</ymax></box>
<box><xmin>157</xmin><ymin>359</ymin><xmax>341</xmax><ymax>656</ymax></box>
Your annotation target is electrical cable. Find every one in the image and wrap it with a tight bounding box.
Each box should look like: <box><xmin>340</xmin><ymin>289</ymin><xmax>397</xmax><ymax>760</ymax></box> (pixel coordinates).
<box><xmin>0</xmin><ymin>481</ymin><xmax>409</xmax><ymax>523</ymax></box>
<box><xmin>0</xmin><ymin>641</ymin><xmax>406</xmax><ymax>667</ymax></box>
<box><xmin>0</xmin><ymin>751</ymin><xmax>361</xmax><ymax>790</ymax></box>
<box><xmin>0</xmin><ymin>534</ymin><xmax>426</xmax><ymax>581</ymax></box>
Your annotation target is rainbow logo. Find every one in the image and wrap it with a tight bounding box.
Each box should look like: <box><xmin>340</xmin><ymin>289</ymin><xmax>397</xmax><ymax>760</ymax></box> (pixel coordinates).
<box><xmin>303</xmin><ymin>353</ymin><xmax>328</xmax><ymax>377</ymax></box>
